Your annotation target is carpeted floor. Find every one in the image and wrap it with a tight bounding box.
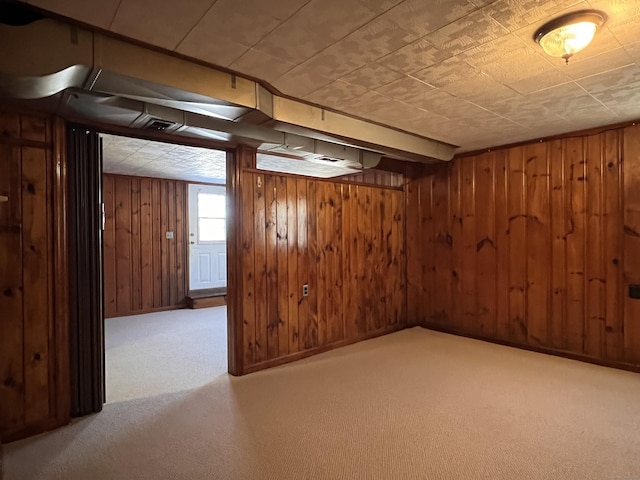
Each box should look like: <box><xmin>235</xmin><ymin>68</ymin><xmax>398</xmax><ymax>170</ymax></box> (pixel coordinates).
<box><xmin>104</xmin><ymin>307</ymin><xmax>228</xmax><ymax>403</ymax></box>
<box><xmin>4</xmin><ymin>321</ymin><xmax>640</xmax><ymax>480</ymax></box>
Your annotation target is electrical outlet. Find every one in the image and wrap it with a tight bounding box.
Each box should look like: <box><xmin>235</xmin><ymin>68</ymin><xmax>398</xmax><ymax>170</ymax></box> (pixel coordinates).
<box><xmin>302</xmin><ymin>284</ymin><xmax>309</xmax><ymax>297</ymax></box>
<box><xmin>165</xmin><ymin>231</ymin><xmax>174</xmax><ymax>239</ymax></box>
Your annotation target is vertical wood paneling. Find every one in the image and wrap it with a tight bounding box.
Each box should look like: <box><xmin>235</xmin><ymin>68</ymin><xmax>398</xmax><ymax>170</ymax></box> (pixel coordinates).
<box><xmin>624</xmin><ymin>125</ymin><xmax>640</xmax><ymax>364</ymax></box>
<box><xmin>565</xmin><ymin>137</ymin><xmax>586</xmax><ymax>353</ymax></box>
<box><xmin>21</xmin><ymin>147</ymin><xmax>51</xmax><ymax>424</ymax></box>
<box><xmin>242</xmin><ymin>173</ymin><xmax>256</xmax><ymax>365</ymax></box>
<box><xmin>264</xmin><ymin>175</ymin><xmax>279</xmax><ymax>359</ymax></box>
<box><xmin>0</xmin><ymin>110</ymin><xmax>69</xmax><ymax>441</ymax></box>
<box><xmin>102</xmin><ymin>174</ymin><xmax>189</xmax><ymax>317</ymax></box>
<box><xmin>238</xmin><ymin>169</ymin><xmax>406</xmax><ymax>369</ymax></box>
<box><xmin>525</xmin><ymin>142</ymin><xmax>550</xmax><ymax>346</ymax></box>
<box><xmin>253</xmin><ymin>173</ymin><xmax>268</xmax><ymax>361</ymax></box>
<box><xmin>408</xmin><ymin>124</ymin><xmax>638</xmax><ymax>368</ymax></box>
<box><xmin>102</xmin><ymin>176</ymin><xmax>117</xmax><ymax>317</ymax></box>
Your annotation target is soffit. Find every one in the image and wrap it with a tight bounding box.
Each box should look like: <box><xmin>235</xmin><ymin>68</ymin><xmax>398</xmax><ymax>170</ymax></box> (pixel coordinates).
<box><xmin>26</xmin><ymin>0</ymin><xmax>640</xmax><ymax>152</ymax></box>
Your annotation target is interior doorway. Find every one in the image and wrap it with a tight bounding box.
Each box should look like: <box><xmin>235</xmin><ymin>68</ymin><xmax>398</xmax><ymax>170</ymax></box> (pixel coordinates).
<box><xmin>97</xmin><ymin>132</ymin><xmax>230</xmax><ymax>405</ymax></box>
<box><xmin>188</xmin><ymin>184</ymin><xmax>227</xmax><ymax>293</ymax></box>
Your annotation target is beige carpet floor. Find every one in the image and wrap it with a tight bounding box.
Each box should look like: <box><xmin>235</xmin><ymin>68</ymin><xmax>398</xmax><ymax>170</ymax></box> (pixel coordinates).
<box><xmin>3</xmin><ymin>324</ymin><xmax>640</xmax><ymax>480</ymax></box>
<box><xmin>104</xmin><ymin>307</ymin><xmax>228</xmax><ymax>403</ymax></box>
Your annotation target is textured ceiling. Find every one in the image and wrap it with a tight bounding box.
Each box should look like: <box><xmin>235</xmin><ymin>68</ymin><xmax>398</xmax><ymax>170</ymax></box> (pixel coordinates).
<box><xmin>27</xmin><ymin>0</ymin><xmax>640</xmax><ymax>152</ymax></box>
<box><xmin>101</xmin><ymin>134</ymin><xmax>355</xmax><ymax>182</ymax></box>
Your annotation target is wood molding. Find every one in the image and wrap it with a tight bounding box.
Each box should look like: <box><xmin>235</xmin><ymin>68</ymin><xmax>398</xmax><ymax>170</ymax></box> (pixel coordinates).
<box><xmin>421</xmin><ymin>322</ymin><xmax>640</xmax><ymax>375</ymax></box>
<box><xmin>242</xmin><ymin>324</ymin><xmax>406</xmax><ymax>374</ymax></box>
<box><xmin>52</xmin><ymin>116</ymin><xmax>70</xmax><ymax>430</ymax></box>
<box><xmin>226</xmin><ymin>145</ymin><xmax>256</xmax><ymax>375</ymax></box>
<box><xmin>243</xmin><ymin>167</ymin><xmax>404</xmax><ymax>190</ymax></box>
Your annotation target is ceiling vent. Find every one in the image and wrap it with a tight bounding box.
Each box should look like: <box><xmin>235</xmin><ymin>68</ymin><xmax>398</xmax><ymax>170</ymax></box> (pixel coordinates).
<box><xmin>144</xmin><ymin>118</ymin><xmax>178</xmax><ymax>132</ymax></box>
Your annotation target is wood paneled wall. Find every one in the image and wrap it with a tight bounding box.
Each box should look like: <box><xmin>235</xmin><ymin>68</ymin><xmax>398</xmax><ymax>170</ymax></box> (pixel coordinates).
<box><xmin>0</xmin><ymin>110</ymin><xmax>69</xmax><ymax>441</ymax></box>
<box><xmin>230</xmin><ymin>147</ymin><xmax>407</xmax><ymax>373</ymax></box>
<box><xmin>103</xmin><ymin>174</ymin><xmax>188</xmax><ymax>318</ymax></box>
<box><xmin>407</xmin><ymin>124</ymin><xmax>640</xmax><ymax>367</ymax></box>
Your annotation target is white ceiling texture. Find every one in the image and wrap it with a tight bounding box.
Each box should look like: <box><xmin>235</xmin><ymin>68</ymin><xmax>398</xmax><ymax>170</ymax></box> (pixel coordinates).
<box><xmin>25</xmin><ymin>0</ymin><xmax>640</xmax><ymax>154</ymax></box>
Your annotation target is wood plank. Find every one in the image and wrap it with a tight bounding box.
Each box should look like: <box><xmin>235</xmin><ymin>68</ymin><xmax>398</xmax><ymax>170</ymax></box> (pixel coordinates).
<box><xmin>0</xmin><ymin>111</ymin><xmax>20</xmax><ymax>139</ymax></box>
<box><xmin>352</xmin><ymin>186</ymin><xmax>367</xmax><ymax>336</ymax></box>
<box><xmin>174</xmin><ymin>183</ymin><xmax>186</xmax><ymax>305</ymax></box>
<box><xmin>296</xmin><ymin>178</ymin><xmax>313</xmax><ymax>350</ymax></box>
<box><xmin>507</xmin><ymin>147</ymin><xmax>528</xmax><ymax>344</ymax></box>
<box><xmin>130</xmin><ymin>178</ymin><xmax>142</xmax><ymax>311</ymax></box>
<box><xmin>389</xmin><ymin>189</ymin><xmax>401</xmax><ymax>326</ymax></box>
<box><xmin>475</xmin><ymin>153</ymin><xmax>497</xmax><ymax>337</ymax></box>
<box><xmin>21</xmin><ymin>146</ymin><xmax>50</xmax><ymax>424</ymax></box>
<box><xmin>548</xmin><ymin>140</ymin><xmax>567</xmax><ymax>350</ymax></box>
<box><xmin>160</xmin><ymin>181</ymin><xmax>170</xmax><ymax>307</ymax></box>
<box><xmin>151</xmin><ymin>180</ymin><xmax>162</xmax><ymax>309</ymax></box>
<box><xmin>525</xmin><ymin>142</ymin><xmax>550</xmax><ymax>347</ymax></box>
<box><xmin>20</xmin><ymin>115</ymin><xmax>47</xmax><ymax>143</ymax></box>
<box><xmin>331</xmin><ymin>183</ymin><xmax>344</xmax><ymax>342</ymax></box>
<box><xmin>167</xmin><ymin>181</ymin><xmax>176</xmax><ymax>306</ymax></box>
<box><xmin>359</xmin><ymin>186</ymin><xmax>373</xmax><ymax>333</ymax></box>
<box><xmin>276</xmin><ymin>176</ymin><xmax>289</xmax><ymax>356</ymax></box>
<box><xmin>0</xmin><ymin>143</ymin><xmax>24</xmax><ymax>434</ymax></box>
<box><xmin>603</xmin><ymin>130</ymin><xmax>623</xmax><ymax>361</ymax></box>
<box><xmin>316</xmin><ymin>182</ymin><xmax>329</xmax><ymax>345</ymax></box>
<box><xmin>139</xmin><ymin>178</ymin><xmax>154</xmax><ymax>310</ymax></box>
<box><xmin>405</xmin><ymin>181</ymin><xmax>420</xmax><ymax>325</ymax></box>
<box><xmin>253</xmin><ymin>173</ymin><xmax>268</xmax><ymax>361</ymax></box>
<box><xmin>461</xmin><ymin>157</ymin><xmax>477</xmax><ymax>334</ymax></box>
<box><xmin>242</xmin><ymin>171</ymin><xmax>256</xmax><ymax>366</ymax></box>
<box><xmin>265</xmin><ymin>174</ymin><xmax>279</xmax><ymax>359</ymax></box>
<box><xmin>286</xmin><ymin>177</ymin><xmax>299</xmax><ymax>354</ymax></box>
<box><xmin>623</xmin><ymin>124</ymin><xmax>640</xmax><ymax>364</ymax></box>
<box><xmin>450</xmin><ymin>163</ymin><xmax>463</xmax><ymax>331</ymax></box>
<box><xmin>494</xmin><ymin>150</ymin><xmax>510</xmax><ymax>341</ymax></box>
<box><xmin>307</xmin><ymin>180</ymin><xmax>319</xmax><ymax>347</ymax></box>
<box><xmin>431</xmin><ymin>167</ymin><xmax>451</xmax><ymax>325</ymax></box>
<box><xmin>565</xmin><ymin>137</ymin><xmax>586</xmax><ymax>353</ymax></box>
<box><xmin>115</xmin><ymin>176</ymin><xmax>132</xmax><ymax>314</ymax></box>
<box><xmin>102</xmin><ymin>177</ymin><xmax>117</xmax><ymax>318</ymax></box>
<box><xmin>585</xmin><ymin>134</ymin><xmax>605</xmax><ymax>357</ymax></box>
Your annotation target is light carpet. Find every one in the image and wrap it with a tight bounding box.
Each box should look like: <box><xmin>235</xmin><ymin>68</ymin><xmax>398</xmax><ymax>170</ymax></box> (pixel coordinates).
<box><xmin>4</xmin><ymin>324</ymin><xmax>640</xmax><ymax>479</ymax></box>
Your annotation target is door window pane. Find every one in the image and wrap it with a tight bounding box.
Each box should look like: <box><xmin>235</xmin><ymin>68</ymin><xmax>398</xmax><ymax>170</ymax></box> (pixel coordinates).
<box><xmin>199</xmin><ymin>218</ymin><xmax>226</xmax><ymax>242</ymax></box>
<box><xmin>198</xmin><ymin>193</ymin><xmax>225</xmax><ymax>218</ymax></box>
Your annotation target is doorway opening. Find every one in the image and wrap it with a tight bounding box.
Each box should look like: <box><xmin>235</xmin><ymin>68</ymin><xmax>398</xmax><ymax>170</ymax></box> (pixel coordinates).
<box><xmin>99</xmin><ymin>132</ymin><xmax>229</xmax><ymax>404</ymax></box>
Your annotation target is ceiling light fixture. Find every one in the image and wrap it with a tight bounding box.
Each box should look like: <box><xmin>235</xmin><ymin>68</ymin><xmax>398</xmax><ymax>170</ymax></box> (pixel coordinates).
<box><xmin>534</xmin><ymin>10</ymin><xmax>606</xmax><ymax>64</ymax></box>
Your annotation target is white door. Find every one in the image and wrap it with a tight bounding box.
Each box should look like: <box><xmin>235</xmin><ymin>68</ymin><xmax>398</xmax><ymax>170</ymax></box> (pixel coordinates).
<box><xmin>188</xmin><ymin>184</ymin><xmax>227</xmax><ymax>291</ymax></box>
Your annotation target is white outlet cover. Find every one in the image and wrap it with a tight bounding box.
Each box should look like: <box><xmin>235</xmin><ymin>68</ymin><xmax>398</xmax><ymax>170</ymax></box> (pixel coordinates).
<box><xmin>165</xmin><ymin>231</ymin><xmax>174</xmax><ymax>239</ymax></box>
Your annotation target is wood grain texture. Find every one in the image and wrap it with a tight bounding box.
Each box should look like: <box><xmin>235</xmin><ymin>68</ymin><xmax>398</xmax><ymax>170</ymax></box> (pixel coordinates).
<box><xmin>238</xmin><ymin>171</ymin><xmax>407</xmax><ymax>370</ymax></box>
<box><xmin>102</xmin><ymin>174</ymin><xmax>188</xmax><ymax>317</ymax></box>
<box><xmin>0</xmin><ymin>110</ymin><xmax>69</xmax><ymax>441</ymax></box>
<box><xmin>408</xmin><ymin>126</ymin><xmax>638</xmax><ymax>367</ymax></box>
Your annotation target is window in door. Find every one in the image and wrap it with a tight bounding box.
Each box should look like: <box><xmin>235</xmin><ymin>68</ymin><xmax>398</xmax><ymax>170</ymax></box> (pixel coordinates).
<box><xmin>197</xmin><ymin>192</ymin><xmax>225</xmax><ymax>243</ymax></box>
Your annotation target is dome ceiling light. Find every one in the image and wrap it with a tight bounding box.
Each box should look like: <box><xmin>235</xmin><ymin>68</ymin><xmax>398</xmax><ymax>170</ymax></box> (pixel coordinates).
<box><xmin>534</xmin><ymin>10</ymin><xmax>607</xmax><ymax>64</ymax></box>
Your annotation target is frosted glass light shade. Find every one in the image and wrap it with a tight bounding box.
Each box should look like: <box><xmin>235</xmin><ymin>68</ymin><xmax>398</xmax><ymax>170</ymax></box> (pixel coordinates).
<box><xmin>534</xmin><ymin>11</ymin><xmax>606</xmax><ymax>63</ymax></box>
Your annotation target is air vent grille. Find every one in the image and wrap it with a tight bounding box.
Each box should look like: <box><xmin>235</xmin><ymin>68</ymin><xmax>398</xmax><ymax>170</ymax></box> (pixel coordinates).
<box><xmin>145</xmin><ymin>118</ymin><xmax>176</xmax><ymax>131</ymax></box>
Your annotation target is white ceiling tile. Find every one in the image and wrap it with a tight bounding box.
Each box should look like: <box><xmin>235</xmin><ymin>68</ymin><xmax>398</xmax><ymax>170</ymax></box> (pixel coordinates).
<box><xmin>374</xmin><ymin>76</ymin><xmax>436</xmax><ymax>103</ymax></box>
<box><xmin>229</xmin><ymin>49</ymin><xmax>296</xmax><ymax>83</ymax></box>
<box><xmin>304</xmin><ymin>81</ymin><xmax>368</xmax><ymax>109</ymax></box>
<box><xmin>410</xmin><ymin>57</ymin><xmax>480</xmax><ymax>88</ymax></box>
<box><xmin>176</xmin><ymin>33</ymin><xmax>249</xmax><ymax>68</ymax></box>
<box><xmin>378</xmin><ymin>38</ymin><xmax>451</xmax><ymax>74</ymax></box>
<box><xmin>380</xmin><ymin>0</ymin><xmax>479</xmax><ymax>38</ymax></box>
<box><xmin>506</xmin><ymin>68</ymin><xmax>572</xmax><ymax>94</ymax></box>
<box><xmin>253</xmin><ymin>0</ymin><xmax>378</xmax><ymax>64</ymax></box>
<box><xmin>340</xmin><ymin>91</ymin><xmax>396</xmax><ymax>116</ymax></box>
<box><xmin>339</xmin><ymin>63</ymin><xmax>405</xmax><ymax>90</ymax></box>
<box><xmin>577</xmin><ymin>64</ymin><xmax>640</xmax><ymax>117</ymax></box>
<box><xmin>563</xmin><ymin>47</ymin><xmax>634</xmax><ymax>80</ymax></box>
<box><xmin>424</xmin><ymin>10</ymin><xmax>509</xmax><ymax>56</ymax></box>
<box><xmin>28</xmin><ymin>0</ymin><xmax>121</xmax><ymax>29</ymax></box>
<box><xmin>111</xmin><ymin>0</ymin><xmax>215</xmax><ymax>50</ymax></box>
<box><xmin>486</xmin><ymin>0</ymin><xmax>584</xmax><ymax>31</ymax></box>
<box><xmin>272</xmin><ymin>66</ymin><xmax>335</xmax><ymax>97</ymax></box>
<box><xmin>589</xmin><ymin>0</ymin><xmax>640</xmax><ymax>44</ymax></box>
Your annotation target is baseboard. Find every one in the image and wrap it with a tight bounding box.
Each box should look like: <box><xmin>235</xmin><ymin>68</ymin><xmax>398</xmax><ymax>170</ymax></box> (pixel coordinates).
<box><xmin>104</xmin><ymin>304</ymin><xmax>186</xmax><ymax>319</ymax></box>
<box><xmin>421</xmin><ymin>322</ymin><xmax>640</xmax><ymax>375</ymax></box>
<box><xmin>241</xmin><ymin>322</ymin><xmax>407</xmax><ymax>375</ymax></box>
<box><xmin>186</xmin><ymin>295</ymin><xmax>227</xmax><ymax>309</ymax></box>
